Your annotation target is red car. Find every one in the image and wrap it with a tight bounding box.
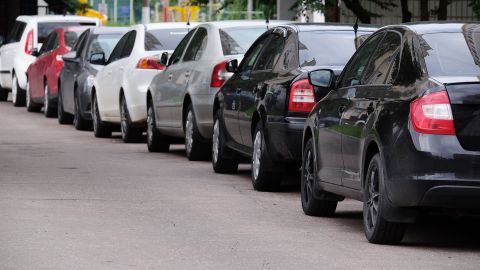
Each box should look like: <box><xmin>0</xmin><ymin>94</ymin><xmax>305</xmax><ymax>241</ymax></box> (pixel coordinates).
<box><xmin>26</xmin><ymin>27</ymin><xmax>90</xmax><ymax>117</ymax></box>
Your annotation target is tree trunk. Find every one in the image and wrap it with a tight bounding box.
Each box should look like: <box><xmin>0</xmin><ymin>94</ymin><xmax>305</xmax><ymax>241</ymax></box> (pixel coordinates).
<box><xmin>400</xmin><ymin>0</ymin><xmax>412</xmax><ymax>22</ymax></box>
<box><xmin>420</xmin><ymin>0</ymin><xmax>429</xmax><ymax>21</ymax></box>
<box><xmin>142</xmin><ymin>0</ymin><xmax>150</xmax><ymax>24</ymax></box>
<box><xmin>438</xmin><ymin>0</ymin><xmax>449</xmax><ymax>20</ymax></box>
<box><xmin>342</xmin><ymin>0</ymin><xmax>371</xmax><ymax>23</ymax></box>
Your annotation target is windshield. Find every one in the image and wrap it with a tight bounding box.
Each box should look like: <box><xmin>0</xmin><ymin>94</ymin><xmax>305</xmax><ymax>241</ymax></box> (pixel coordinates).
<box><xmin>88</xmin><ymin>33</ymin><xmax>124</xmax><ymax>60</ymax></box>
<box><xmin>421</xmin><ymin>32</ymin><xmax>480</xmax><ymax>77</ymax></box>
<box><xmin>299</xmin><ymin>31</ymin><xmax>370</xmax><ymax>67</ymax></box>
<box><xmin>38</xmin><ymin>22</ymin><xmax>96</xmax><ymax>43</ymax></box>
<box><xmin>145</xmin><ymin>29</ymin><xmax>189</xmax><ymax>51</ymax></box>
<box><xmin>220</xmin><ymin>27</ymin><xmax>267</xmax><ymax>56</ymax></box>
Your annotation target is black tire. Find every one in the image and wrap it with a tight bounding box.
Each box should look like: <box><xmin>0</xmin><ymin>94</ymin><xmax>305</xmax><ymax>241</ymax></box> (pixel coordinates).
<box><xmin>146</xmin><ymin>100</ymin><xmax>170</xmax><ymax>152</ymax></box>
<box><xmin>251</xmin><ymin>122</ymin><xmax>281</xmax><ymax>191</ymax></box>
<box><xmin>120</xmin><ymin>95</ymin><xmax>143</xmax><ymax>143</ymax></box>
<box><xmin>12</xmin><ymin>74</ymin><xmax>26</xmax><ymax>107</ymax></box>
<box><xmin>57</xmin><ymin>88</ymin><xmax>74</xmax><ymax>124</ymax></box>
<box><xmin>301</xmin><ymin>138</ymin><xmax>338</xmax><ymax>216</ymax></box>
<box><xmin>0</xmin><ymin>87</ymin><xmax>8</xmax><ymax>101</ymax></box>
<box><xmin>92</xmin><ymin>94</ymin><xmax>112</xmax><ymax>138</ymax></box>
<box><xmin>212</xmin><ymin>109</ymin><xmax>239</xmax><ymax>174</ymax></box>
<box><xmin>184</xmin><ymin>104</ymin><xmax>210</xmax><ymax>161</ymax></box>
<box><xmin>363</xmin><ymin>153</ymin><xmax>407</xmax><ymax>244</ymax></box>
<box><xmin>73</xmin><ymin>92</ymin><xmax>91</xmax><ymax>131</ymax></box>
<box><xmin>43</xmin><ymin>83</ymin><xmax>56</xmax><ymax>118</ymax></box>
<box><xmin>26</xmin><ymin>80</ymin><xmax>41</xmax><ymax>112</ymax></box>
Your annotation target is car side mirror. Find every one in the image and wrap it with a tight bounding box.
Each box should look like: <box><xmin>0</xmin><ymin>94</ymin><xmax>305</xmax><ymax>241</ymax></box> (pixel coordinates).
<box><xmin>31</xmin><ymin>48</ymin><xmax>40</xmax><ymax>57</ymax></box>
<box><xmin>226</xmin><ymin>59</ymin><xmax>238</xmax><ymax>73</ymax></box>
<box><xmin>62</xmin><ymin>51</ymin><xmax>77</xmax><ymax>62</ymax></box>
<box><xmin>309</xmin><ymin>69</ymin><xmax>334</xmax><ymax>88</ymax></box>
<box><xmin>160</xmin><ymin>52</ymin><xmax>169</xmax><ymax>67</ymax></box>
<box><xmin>90</xmin><ymin>52</ymin><xmax>106</xmax><ymax>65</ymax></box>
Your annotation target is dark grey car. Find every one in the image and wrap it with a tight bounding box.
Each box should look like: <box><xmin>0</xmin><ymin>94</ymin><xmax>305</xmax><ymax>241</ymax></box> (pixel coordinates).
<box><xmin>58</xmin><ymin>27</ymin><xmax>128</xmax><ymax>130</ymax></box>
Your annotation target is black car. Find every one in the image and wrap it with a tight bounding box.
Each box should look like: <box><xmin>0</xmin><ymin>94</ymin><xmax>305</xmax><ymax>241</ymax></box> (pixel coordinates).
<box><xmin>213</xmin><ymin>23</ymin><xmax>377</xmax><ymax>191</ymax></box>
<box><xmin>302</xmin><ymin>22</ymin><xmax>480</xmax><ymax>244</ymax></box>
<box><xmin>57</xmin><ymin>27</ymin><xmax>128</xmax><ymax>130</ymax></box>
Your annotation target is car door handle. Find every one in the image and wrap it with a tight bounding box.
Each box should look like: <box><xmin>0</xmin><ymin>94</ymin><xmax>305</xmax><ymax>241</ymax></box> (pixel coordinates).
<box><xmin>339</xmin><ymin>105</ymin><xmax>346</xmax><ymax>114</ymax></box>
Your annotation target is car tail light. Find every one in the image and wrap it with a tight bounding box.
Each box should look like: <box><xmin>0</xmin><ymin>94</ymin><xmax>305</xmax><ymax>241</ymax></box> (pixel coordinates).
<box><xmin>410</xmin><ymin>90</ymin><xmax>455</xmax><ymax>135</ymax></box>
<box><xmin>24</xmin><ymin>30</ymin><xmax>34</xmax><ymax>55</ymax></box>
<box><xmin>288</xmin><ymin>79</ymin><xmax>316</xmax><ymax>113</ymax></box>
<box><xmin>210</xmin><ymin>60</ymin><xmax>230</xmax><ymax>88</ymax></box>
<box><xmin>136</xmin><ymin>57</ymin><xmax>165</xmax><ymax>70</ymax></box>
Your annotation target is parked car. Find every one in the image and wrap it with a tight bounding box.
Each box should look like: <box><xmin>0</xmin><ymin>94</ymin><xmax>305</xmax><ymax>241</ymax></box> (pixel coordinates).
<box><xmin>302</xmin><ymin>22</ymin><xmax>480</xmax><ymax>244</ymax></box>
<box><xmin>91</xmin><ymin>22</ymin><xmax>195</xmax><ymax>142</ymax></box>
<box><xmin>146</xmin><ymin>20</ymin><xmax>284</xmax><ymax>160</ymax></box>
<box><xmin>26</xmin><ymin>26</ymin><xmax>92</xmax><ymax>117</ymax></box>
<box><xmin>0</xmin><ymin>15</ymin><xmax>100</xmax><ymax>106</ymax></box>
<box><xmin>58</xmin><ymin>27</ymin><xmax>128</xmax><ymax>130</ymax></box>
<box><xmin>213</xmin><ymin>23</ymin><xmax>377</xmax><ymax>191</ymax></box>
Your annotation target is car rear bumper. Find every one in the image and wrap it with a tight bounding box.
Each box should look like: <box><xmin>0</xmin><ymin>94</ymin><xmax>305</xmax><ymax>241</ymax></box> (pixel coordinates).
<box><xmin>264</xmin><ymin>116</ymin><xmax>304</xmax><ymax>163</ymax></box>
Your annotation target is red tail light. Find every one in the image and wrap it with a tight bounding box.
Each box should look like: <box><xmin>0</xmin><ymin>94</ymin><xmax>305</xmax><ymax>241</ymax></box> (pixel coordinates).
<box><xmin>24</xmin><ymin>30</ymin><xmax>34</xmax><ymax>55</ymax></box>
<box><xmin>136</xmin><ymin>57</ymin><xmax>165</xmax><ymax>70</ymax></box>
<box><xmin>210</xmin><ymin>60</ymin><xmax>230</xmax><ymax>88</ymax></box>
<box><xmin>410</xmin><ymin>90</ymin><xmax>455</xmax><ymax>135</ymax></box>
<box><xmin>288</xmin><ymin>79</ymin><xmax>316</xmax><ymax>113</ymax></box>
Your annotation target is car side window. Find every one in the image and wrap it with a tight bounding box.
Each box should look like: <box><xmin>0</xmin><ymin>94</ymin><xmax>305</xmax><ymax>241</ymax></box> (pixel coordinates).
<box><xmin>39</xmin><ymin>32</ymin><xmax>53</xmax><ymax>55</ymax></box>
<box><xmin>238</xmin><ymin>34</ymin><xmax>272</xmax><ymax>73</ymax></box>
<box><xmin>362</xmin><ymin>31</ymin><xmax>402</xmax><ymax>85</ymax></box>
<box><xmin>50</xmin><ymin>32</ymin><xmax>59</xmax><ymax>50</ymax></box>
<box><xmin>169</xmin><ymin>29</ymin><xmax>196</xmax><ymax>66</ymax></box>
<box><xmin>73</xmin><ymin>30</ymin><xmax>88</xmax><ymax>53</ymax></box>
<box><xmin>253</xmin><ymin>34</ymin><xmax>285</xmax><ymax>71</ymax></box>
<box><xmin>108</xmin><ymin>32</ymin><xmax>129</xmax><ymax>63</ymax></box>
<box><xmin>6</xmin><ymin>21</ymin><xmax>26</xmax><ymax>44</ymax></box>
<box><xmin>339</xmin><ymin>32</ymin><xmax>384</xmax><ymax>88</ymax></box>
<box><xmin>121</xmin><ymin>30</ymin><xmax>136</xmax><ymax>58</ymax></box>
<box><xmin>183</xmin><ymin>28</ymin><xmax>207</xmax><ymax>62</ymax></box>
<box><xmin>273</xmin><ymin>30</ymin><xmax>297</xmax><ymax>72</ymax></box>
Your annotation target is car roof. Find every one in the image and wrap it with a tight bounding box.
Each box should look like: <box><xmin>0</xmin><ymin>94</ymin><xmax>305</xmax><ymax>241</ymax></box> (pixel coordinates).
<box><xmin>140</xmin><ymin>22</ymin><xmax>199</xmax><ymax>30</ymax></box>
<box><xmin>285</xmin><ymin>23</ymin><xmax>379</xmax><ymax>32</ymax></box>
<box><xmin>383</xmin><ymin>21</ymin><xmax>480</xmax><ymax>34</ymax></box>
<box><xmin>197</xmin><ymin>20</ymin><xmax>289</xmax><ymax>29</ymax></box>
<box><xmin>91</xmin><ymin>27</ymin><xmax>130</xmax><ymax>34</ymax></box>
<box><xmin>16</xmin><ymin>15</ymin><xmax>99</xmax><ymax>23</ymax></box>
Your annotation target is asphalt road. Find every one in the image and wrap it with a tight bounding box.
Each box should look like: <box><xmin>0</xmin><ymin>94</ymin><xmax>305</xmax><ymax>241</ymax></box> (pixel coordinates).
<box><xmin>0</xmin><ymin>100</ymin><xmax>479</xmax><ymax>270</ymax></box>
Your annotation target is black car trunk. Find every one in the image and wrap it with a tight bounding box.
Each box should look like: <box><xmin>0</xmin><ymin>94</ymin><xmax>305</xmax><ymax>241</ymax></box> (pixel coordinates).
<box><xmin>446</xmin><ymin>83</ymin><xmax>480</xmax><ymax>151</ymax></box>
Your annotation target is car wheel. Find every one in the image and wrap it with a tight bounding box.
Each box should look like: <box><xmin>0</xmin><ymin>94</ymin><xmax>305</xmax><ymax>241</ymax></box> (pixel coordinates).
<box><xmin>92</xmin><ymin>94</ymin><xmax>112</xmax><ymax>138</ymax></box>
<box><xmin>251</xmin><ymin>122</ymin><xmax>281</xmax><ymax>191</ymax></box>
<box><xmin>147</xmin><ymin>100</ymin><xmax>170</xmax><ymax>152</ymax></box>
<box><xmin>57</xmin><ymin>89</ymin><xmax>73</xmax><ymax>124</ymax></box>
<box><xmin>184</xmin><ymin>104</ymin><xmax>210</xmax><ymax>161</ymax></box>
<box><xmin>212</xmin><ymin>109</ymin><xmax>239</xmax><ymax>174</ymax></box>
<box><xmin>73</xmin><ymin>92</ymin><xmax>91</xmax><ymax>130</ymax></box>
<box><xmin>0</xmin><ymin>86</ymin><xmax>8</xmax><ymax>101</ymax></box>
<box><xmin>301</xmin><ymin>138</ymin><xmax>338</xmax><ymax>216</ymax></box>
<box><xmin>12</xmin><ymin>74</ymin><xmax>26</xmax><ymax>107</ymax></box>
<box><xmin>363</xmin><ymin>153</ymin><xmax>407</xmax><ymax>244</ymax></box>
<box><xmin>120</xmin><ymin>95</ymin><xmax>143</xmax><ymax>143</ymax></box>
<box><xmin>26</xmin><ymin>80</ymin><xmax>41</xmax><ymax>112</ymax></box>
<box><xmin>43</xmin><ymin>84</ymin><xmax>56</xmax><ymax>118</ymax></box>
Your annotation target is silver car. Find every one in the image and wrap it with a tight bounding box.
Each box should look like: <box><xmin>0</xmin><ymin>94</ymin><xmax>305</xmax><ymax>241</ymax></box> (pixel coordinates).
<box><xmin>147</xmin><ymin>20</ymin><xmax>284</xmax><ymax>160</ymax></box>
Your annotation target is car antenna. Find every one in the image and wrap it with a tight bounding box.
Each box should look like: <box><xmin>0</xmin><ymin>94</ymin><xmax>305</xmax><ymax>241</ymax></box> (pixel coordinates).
<box><xmin>353</xmin><ymin>17</ymin><xmax>359</xmax><ymax>39</ymax></box>
<box><xmin>266</xmin><ymin>11</ymin><xmax>270</xmax><ymax>30</ymax></box>
<box><xmin>186</xmin><ymin>8</ymin><xmax>191</xmax><ymax>32</ymax></box>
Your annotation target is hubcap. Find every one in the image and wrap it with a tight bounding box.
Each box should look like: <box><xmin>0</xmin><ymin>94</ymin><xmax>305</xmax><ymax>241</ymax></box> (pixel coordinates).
<box><xmin>93</xmin><ymin>97</ymin><xmax>98</xmax><ymax>133</ymax></box>
<box><xmin>12</xmin><ymin>75</ymin><xmax>17</xmax><ymax>102</ymax></box>
<box><xmin>302</xmin><ymin>149</ymin><xmax>315</xmax><ymax>205</ymax></box>
<box><xmin>44</xmin><ymin>85</ymin><xmax>49</xmax><ymax>110</ymax></box>
<box><xmin>26</xmin><ymin>81</ymin><xmax>30</xmax><ymax>107</ymax></box>
<box><xmin>212</xmin><ymin>119</ymin><xmax>220</xmax><ymax>165</ymax></box>
<box><xmin>74</xmin><ymin>97</ymin><xmax>79</xmax><ymax>126</ymax></box>
<box><xmin>185</xmin><ymin>110</ymin><xmax>194</xmax><ymax>154</ymax></box>
<box><xmin>252</xmin><ymin>130</ymin><xmax>262</xmax><ymax>180</ymax></box>
<box><xmin>147</xmin><ymin>107</ymin><xmax>154</xmax><ymax>145</ymax></box>
<box><xmin>121</xmin><ymin>98</ymin><xmax>128</xmax><ymax>138</ymax></box>
<box><xmin>365</xmin><ymin>164</ymin><xmax>380</xmax><ymax>231</ymax></box>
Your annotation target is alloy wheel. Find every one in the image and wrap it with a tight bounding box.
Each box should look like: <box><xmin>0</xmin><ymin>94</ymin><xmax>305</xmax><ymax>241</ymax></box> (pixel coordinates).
<box><xmin>185</xmin><ymin>110</ymin><xmax>194</xmax><ymax>154</ymax></box>
<box><xmin>26</xmin><ymin>81</ymin><xmax>31</xmax><ymax>108</ymax></box>
<box><xmin>120</xmin><ymin>98</ymin><xmax>128</xmax><ymax>139</ymax></box>
<box><xmin>252</xmin><ymin>130</ymin><xmax>262</xmax><ymax>180</ymax></box>
<box><xmin>73</xmin><ymin>96</ymin><xmax>79</xmax><ymax>126</ymax></box>
<box><xmin>302</xmin><ymin>148</ymin><xmax>315</xmax><ymax>205</ymax></box>
<box><xmin>93</xmin><ymin>97</ymin><xmax>99</xmax><ymax>133</ymax></box>
<box><xmin>12</xmin><ymin>75</ymin><xmax>17</xmax><ymax>103</ymax></box>
<box><xmin>365</xmin><ymin>163</ymin><xmax>380</xmax><ymax>231</ymax></box>
<box><xmin>212</xmin><ymin>119</ymin><xmax>220</xmax><ymax>165</ymax></box>
<box><xmin>44</xmin><ymin>85</ymin><xmax>49</xmax><ymax>111</ymax></box>
<box><xmin>147</xmin><ymin>106</ymin><xmax>154</xmax><ymax>146</ymax></box>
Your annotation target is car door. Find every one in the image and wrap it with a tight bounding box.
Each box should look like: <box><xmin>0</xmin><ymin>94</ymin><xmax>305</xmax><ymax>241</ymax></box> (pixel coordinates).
<box><xmin>30</xmin><ymin>32</ymin><xmax>56</xmax><ymax>99</ymax></box>
<box><xmin>340</xmin><ymin>30</ymin><xmax>402</xmax><ymax>189</ymax></box>
<box><xmin>154</xmin><ymin>29</ymin><xmax>196</xmax><ymax>127</ymax></box>
<box><xmin>0</xmin><ymin>21</ymin><xmax>26</xmax><ymax>88</ymax></box>
<box><xmin>239</xmin><ymin>31</ymin><xmax>285</xmax><ymax>148</ymax></box>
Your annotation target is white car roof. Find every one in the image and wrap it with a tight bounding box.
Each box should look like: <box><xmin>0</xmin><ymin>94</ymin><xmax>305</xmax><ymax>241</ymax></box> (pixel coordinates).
<box><xmin>141</xmin><ymin>22</ymin><xmax>199</xmax><ymax>30</ymax></box>
<box><xmin>16</xmin><ymin>15</ymin><xmax>99</xmax><ymax>23</ymax></box>
<box><xmin>197</xmin><ymin>20</ymin><xmax>289</xmax><ymax>29</ymax></box>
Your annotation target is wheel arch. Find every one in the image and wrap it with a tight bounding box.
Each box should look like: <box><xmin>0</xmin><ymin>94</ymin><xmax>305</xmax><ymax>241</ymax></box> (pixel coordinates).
<box><xmin>250</xmin><ymin>106</ymin><xmax>266</xmax><ymax>141</ymax></box>
<box><xmin>362</xmin><ymin>139</ymin><xmax>381</xmax><ymax>188</ymax></box>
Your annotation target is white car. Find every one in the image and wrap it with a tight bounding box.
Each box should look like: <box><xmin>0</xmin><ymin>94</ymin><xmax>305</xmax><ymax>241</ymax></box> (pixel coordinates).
<box><xmin>91</xmin><ymin>22</ymin><xmax>195</xmax><ymax>142</ymax></box>
<box><xmin>0</xmin><ymin>15</ymin><xmax>100</xmax><ymax>106</ymax></box>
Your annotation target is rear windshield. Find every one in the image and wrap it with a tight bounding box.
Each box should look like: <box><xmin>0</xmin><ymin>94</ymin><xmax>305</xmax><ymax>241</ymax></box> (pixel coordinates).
<box><xmin>421</xmin><ymin>32</ymin><xmax>480</xmax><ymax>77</ymax></box>
<box><xmin>5</xmin><ymin>21</ymin><xmax>26</xmax><ymax>44</ymax></box>
<box><xmin>38</xmin><ymin>22</ymin><xmax>96</xmax><ymax>43</ymax></box>
<box><xmin>88</xmin><ymin>33</ymin><xmax>124</xmax><ymax>60</ymax></box>
<box><xmin>220</xmin><ymin>27</ymin><xmax>267</xmax><ymax>56</ymax></box>
<box><xmin>299</xmin><ymin>31</ymin><xmax>371</xmax><ymax>67</ymax></box>
<box><xmin>64</xmin><ymin>29</ymin><xmax>88</xmax><ymax>47</ymax></box>
<box><xmin>144</xmin><ymin>29</ymin><xmax>188</xmax><ymax>51</ymax></box>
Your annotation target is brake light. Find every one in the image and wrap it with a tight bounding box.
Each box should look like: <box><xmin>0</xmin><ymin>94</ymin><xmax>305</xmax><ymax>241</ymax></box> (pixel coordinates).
<box><xmin>136</xmin><ymin>57</ymin><xmax>165</xmax><ymax>70</ymax></box>
<box><xmin>211</xmin><ymin>60</ymin><xmax>230</xmax><ymax>88</ymax></box>
<box><xmin>288</xmin><ymin>79</ymin><xmax>316</xmax><ymax>113</ymax></box>
<box><xmin>410</xmin><ymin>90</ymin><xmax>455</xmax><ymax>135</ymax></box>
<box><xmin>24</xmin><ymin>30</ymin><xmax>34</xmax><ymax>55</ymax></box>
